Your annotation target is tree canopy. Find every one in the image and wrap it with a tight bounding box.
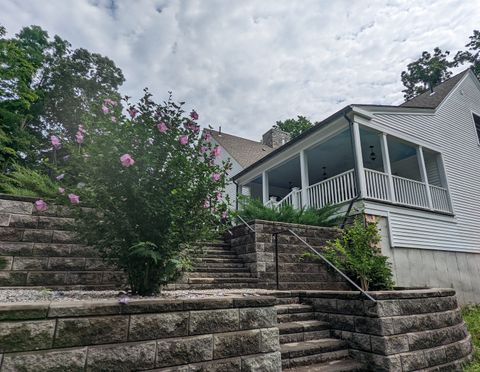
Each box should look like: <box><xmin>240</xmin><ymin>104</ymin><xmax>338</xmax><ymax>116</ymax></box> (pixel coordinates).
<box><xmin>273</xmin><ymin>115</ymin><xmax>314</xmax><ymax>138</ymax></box>
<box><xmin>0</xmin><ymin>24</ymin><xmax>124</xmax><ymax>171</ymax></box>
<box><xmin>401</xmin><ymin>30</ymin><xmax>480</xmax><ymax>100</ymax></box>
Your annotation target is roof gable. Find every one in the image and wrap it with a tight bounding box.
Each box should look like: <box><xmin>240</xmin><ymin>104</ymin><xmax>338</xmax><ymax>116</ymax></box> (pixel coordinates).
<box><xmin>209</xmin><ymin>130</ymin><xmax>273</xmax><ymax>168</ymax></box>
<box><xmin>399</xmin><ymin>69</ymin><xmax>470</xmax><ymax>109</ymax></box>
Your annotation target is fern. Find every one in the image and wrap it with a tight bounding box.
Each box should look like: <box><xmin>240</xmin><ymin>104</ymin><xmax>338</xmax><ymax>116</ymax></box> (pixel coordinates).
<box><xmin>236</xmin><ymin>196</ymin><xmax>341</xmax><ymax>227</ymax></box>
<box><xmin>0</xmin><ymin>164</ymin><xmax>58</xmax><ymax>198</ymax></box>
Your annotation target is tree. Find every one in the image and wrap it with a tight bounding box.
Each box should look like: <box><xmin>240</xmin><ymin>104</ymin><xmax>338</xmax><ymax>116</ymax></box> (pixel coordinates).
<box><xmin>273</xmin><ymin>115</ymin><xmax>314</xmax><ymax>138</ymax></box>
<box><xmin>70</xmin><ymin>92</ymin><xmax>232</xmax><ymax>295</ymax></box>
<box><xmin>401</xmin><ymin>47</ymin><xmax>455</xmax><ymax>100</ymax></box>
<box><xmin>455</xmin><ymin>30</ymin><xmax>480</xmax><ymax>78</ymax></box>
<box><xmin>0</xmin><ymin>24</ymin><xmax>125</xmax><ymax>171</ymax></box>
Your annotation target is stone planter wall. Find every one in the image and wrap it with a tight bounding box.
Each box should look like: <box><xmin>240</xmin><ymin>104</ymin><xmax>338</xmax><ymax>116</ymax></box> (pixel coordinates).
<box><xmin>302</xmin><ymin>289</ymin><xmax>473</xmax><ymax>371</ymax></box>
<box><xmin>229</xmin><ymin>220</ymin><xmax>350</xmax><ymax>290</ymax></box>
<box><xmin>0</xmin><ymin>196</ymin><xmax>124</xmax><ymax>289</ymax></box>
<box><xmin>0</xmin><ymin>296</ymin><xmax>281</xmax><ymax>371</ymax></box>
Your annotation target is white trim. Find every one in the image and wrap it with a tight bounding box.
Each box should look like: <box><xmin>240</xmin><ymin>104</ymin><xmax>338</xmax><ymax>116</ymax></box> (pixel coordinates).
<box><xmin>300</xmin><ymin>149</ymin><xmax>309</xmax><ymax>208</ymax></box>
<box><xmin>352</xmin><ymin>121</ymin><xmax>367</xmax><ymax>197</ymax></box>
<box><xmin>262</xmin><ymin>171</ymin><xmax>269</xmax><ymax>204</ymax></box>
<box><xmin>380</xmin><ymin>133</ymin><xmax>396</xmax><ymax>203</ymax></box>
<box><xmin>435</xmin><ymin>70</ymin><xmax>473</xmax><ymax>112</ymax></box>
<box><xmin>416</xmin><ymin>146</ymin><xmax>433</xmax><ymax>209</ymax></box>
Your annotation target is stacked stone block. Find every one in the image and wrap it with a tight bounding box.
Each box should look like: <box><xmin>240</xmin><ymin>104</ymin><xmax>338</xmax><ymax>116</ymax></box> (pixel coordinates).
<box><xmin>303</xmin><ymin>289</ymin><xmax>473</xmax><ymax>371</ymax></box>
<box><xmin>229</xmin><ymin>220</ymin><xmax>350</xmax><ymax>290</ymax></box>
<box><xmin>0</xmin><ymin>196</ymin><xmax>124</xmax><ymax>289</ymax></box>
<box><xmin>0</xmin><ymin>296</ymin><xmax>281</xmax><ymax>371</ymax></box>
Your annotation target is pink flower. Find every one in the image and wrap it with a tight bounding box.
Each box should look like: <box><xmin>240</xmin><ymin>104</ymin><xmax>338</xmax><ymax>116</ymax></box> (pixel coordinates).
<box><xmin>50</xmin><ymin>135</ymin><xmax>61</xmax><ymax>149</ymax></box>
<box><xmin>56</xmin><ymin>174</ymin><xmax>65</xmax><ymax>180</ymax></box>
<box><xmin>212</xmin><ymin>173</ymin><xmax>221</xmax><ymax>182</ymax></box>
<box><xmin>101</xmin><ymin>105</ymin><xmax>109</xmax><ymax>114</ymax></box>
<box><xmin>75</xmin><ymin>131</ymin><xmax>84</xmax><ymax>144</ymax></box>
<box><xmin>68</xmin><ymin>193</ymin><xmax>80</xmax><ymax>204</ymax></box>
<box><xmin>120</xmin><ymin>153</ymin><xmax>135</xmax><ymax>167</ymax></box>
<box><xmin>212</xmin><ymin>146</ymin><xmax>221</xmax><ymax>158</ymax></box>
<box><xmin>204</xmin><ymin>132</ymin><xmax>212</xmax><ymax>141</ymax></box>
<box><xmin>216</xmin><ymin>192</ymin><xmax>222</xmax><ymax>201</ymax></box>
<box><xmin>200</xmin><ymin>146</ymin><xmax>208</xmax><ymax>153</ymax></box>
<box><xmin>34</xmin><ymin>199</ymin><xmax>48</xmax><ymax>212</ymax></box>
<box><xmin>157</xmin><ymin>122</ymin><xmax>168</xmax><ymax>133</ymax></box>
<box><xmin>190</xmin><ymin>110</ymin><xmax>199</xmax><ymax>120</ymax></box>
<box><xmin>179</xmin><ymin>135</ymin><xmax>189</xmax><ymax>145</ymax></box>
<box><xmin>58</xmin><ymin>187</ymin><xmax>65</xmax><ymax>194</ymax></box>
<box><xmin>221</xmin><ymin>211</ymin><xmax>228</xmax><ymax>219</ymax></box>
<box><xmin>127</xmin><ymin>107</ymin><xmax>138</xmax><ymax>118</ymax></box>
<box><xmin>203</xmin><ymin>200</ymin><xmax>209</xmax><ymax>208</ymax></box>
<box><xmin>104</xmin><ymin>98</ymin><xmax>117</xmax><ymax>107</ymax></box>
<box><xmin>111</xmin><ymin>116</ymin><xmax>116</xmax><ymax>123</ymax></box>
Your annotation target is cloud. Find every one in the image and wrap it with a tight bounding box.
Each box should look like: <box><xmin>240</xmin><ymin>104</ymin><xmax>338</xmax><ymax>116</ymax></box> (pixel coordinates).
<box><xmin>2</xmin><ymin>0</ymin><xmax>479</xmax><ymax>140</ymax></box>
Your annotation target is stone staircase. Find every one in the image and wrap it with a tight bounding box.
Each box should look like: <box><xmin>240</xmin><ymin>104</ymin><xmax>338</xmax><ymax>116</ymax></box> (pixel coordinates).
<box><xmin>275</xmin><ymin>296</ymin><xmax>364</xmax><ymax>372</ymax></box>
<box><xmin>173</xmin><ymin>241</ymin><xmax>259</xmax><ymax>289</ymax></box>
<box><xmin>0</xmin><ymin>198</ymin><xmax>124</xmax><ymax>289</ymax></box>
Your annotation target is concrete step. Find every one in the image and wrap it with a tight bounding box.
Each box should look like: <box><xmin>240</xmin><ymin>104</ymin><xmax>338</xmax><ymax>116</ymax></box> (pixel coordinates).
<box><xmin>284</xmin><ymin>359</ymin><xmax>365</xmax><ymax>372</ymax></box>
<box><xmin>200</xmin><ymin>241</ymin><xmax>230</xmax><ymax>248</ymax></box>
<box><xmin>275</xmin><ymin>297</ymin><xmax>301</xmax><ymax>305</ymax></box>
<box><xmin>276</xmin><ymin>304</ymin><xmax>314</xmax><ymax>314</ymax></box>
<box><xmin>202</xmin><ymin>253</ymin><xmax>239</xmax><ymax>259</ymax></box>
<box><xmin>191</xmin><ymin>267</ymin><xmax>250</xmax><ymax>273</ymax></box>
<box><xmin>281</xmin><ymin>340</ymin><xmax>349</xmax><ymax>369</ymax></box>
<box><xmin>186</xmin><ymin>271</ymin><xmax>253</xmax><ymax>278</ymax></box>
<box><xmin>200</xmin><ymin>257</ymin><xmax>244</xmax><ymax>264</ymax></box>
<box><xmin>169</xmin><ymin>282</ymin><xmax>261</xmax><ymax>290</ymax></box>
<box><xmin>187</xmin><ymin>277</ymin><xmax>258</xmax><ymax>284</ymax></box>
<box><xmin>195</xmin><ymin>262</ymin><xmax>246</xmax><ymax>269</ymax></box>
<box><xmin>277</xmin><ymin>312</ymin><xmax>316</xmax><ymax>323</ymax></box>
<box><xmin>203</xmin><ymin>250</ymin><xmax>236</xmax><ymax>256</ymax></box>
<box><xmin>279</xmin><ymin>320</ymin><xmax>331</xmax><ymax>344</ymax></box>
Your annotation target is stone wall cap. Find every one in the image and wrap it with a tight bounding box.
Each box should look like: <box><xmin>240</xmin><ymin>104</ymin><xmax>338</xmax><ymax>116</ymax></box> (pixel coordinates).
<box><xmin>0</xmin><ymin>295</ymin><xmax>277</xmax><ymax>320</ymax></box>
<box><xmin>301</xmin><ymin>288</ymin><xmax>456</xmax><ymax>300</ymax></box>
<box><xmin>249</xmin><ymin>219</ymin><xmax>340</xmax><ymax>232</ymax></box>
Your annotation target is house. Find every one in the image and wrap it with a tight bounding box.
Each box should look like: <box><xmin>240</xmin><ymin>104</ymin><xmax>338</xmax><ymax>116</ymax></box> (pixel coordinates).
<box><xmin>224</xmin><ymin>68</ymin><xmax>480</xmax><ymax>304</ymax></box>
<box><xmin>208</xmin><ymin>127</ymin><xmax>290</xmax><ymax>206</ymax></box>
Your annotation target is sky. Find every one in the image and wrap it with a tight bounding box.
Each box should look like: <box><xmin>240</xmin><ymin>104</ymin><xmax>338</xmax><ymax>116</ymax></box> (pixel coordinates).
<box><xmin>2</xmin><ymin>0</ymin><xmax>479</xmax><ymax>140</ymax></box>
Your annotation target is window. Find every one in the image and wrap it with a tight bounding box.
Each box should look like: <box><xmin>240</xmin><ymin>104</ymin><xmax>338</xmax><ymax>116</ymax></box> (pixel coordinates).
<box><xmin>474</xmin><ymin>113</ymin><xmax>480</xmax><ymax>143</ymax></box>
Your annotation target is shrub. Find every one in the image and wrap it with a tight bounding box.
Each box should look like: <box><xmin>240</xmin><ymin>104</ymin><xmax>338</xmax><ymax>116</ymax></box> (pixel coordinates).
<box><xmin>0</xmin><ymin>164</ymin><xmax>58</xmax><ymax>198</ymax></box>
<box><xmin>70</xmin><ymin>91</ymin><xmax>231</xmax><ymax>295</ymax></box>
<box><xmin>236</xmin><ymin>196</ymin><xmax>340</xmax><ymax>227</ymax></box>
<box><xmin>321</xmin><ymin>216</ymin><xmax>394</xmax><ymax>291</ymax></box>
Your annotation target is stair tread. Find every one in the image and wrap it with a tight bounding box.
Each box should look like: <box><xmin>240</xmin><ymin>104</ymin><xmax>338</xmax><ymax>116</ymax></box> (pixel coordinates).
<box><xmin>188</xmin><ymin>277</ymin><xmax>258</xmax><ymax>284</ymax></box>
<box><xmin>281</xmin><ymin>339</ymin><xmax>347</xmax><ymax>357</ymax></box>
<box><xmin>284</xmin><ymin>359</ymin><xmax>364</xmax><ymax>372</ymax></box>
<box><xmin>278</xmin><ymin>320</ymin><xmax>330</xmax><ymax>334</ymax></box>
<box><xmin>276</xmin><ymin>304</ymin><xmax>314</xmax><ymax>314</ymax></box>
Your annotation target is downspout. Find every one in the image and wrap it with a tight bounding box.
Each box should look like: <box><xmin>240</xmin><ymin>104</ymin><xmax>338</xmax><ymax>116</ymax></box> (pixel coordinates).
<box><xmin>341</xmin><ymin>111</ymin><xmax>361</xmax><ymax>229</ymax></box>
<box><xmin>233</xmin><ymin>179</ymin><xmax>239</xmax><ymax>211</ymax></box>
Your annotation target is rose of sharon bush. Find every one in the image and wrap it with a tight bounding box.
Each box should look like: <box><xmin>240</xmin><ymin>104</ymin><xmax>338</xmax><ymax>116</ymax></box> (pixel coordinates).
<box><xmin>73</xmin><ymin>91</ymin><xmax>232</xmax><ymax>295</ymax></box>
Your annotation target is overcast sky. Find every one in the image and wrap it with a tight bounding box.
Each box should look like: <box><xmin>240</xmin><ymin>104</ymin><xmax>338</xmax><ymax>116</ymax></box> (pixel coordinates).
<box><xmin>2</xmin><ymin>0</ymin><xmax>479</xmax><ymax>140</ymax></box>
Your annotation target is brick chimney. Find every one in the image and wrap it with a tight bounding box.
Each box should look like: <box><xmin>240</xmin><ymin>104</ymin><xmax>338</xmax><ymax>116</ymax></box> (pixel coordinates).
<box><xmin>262</xmin><ymin>128</ymin><xmax>291</xmax><ymax>149</ymax></box>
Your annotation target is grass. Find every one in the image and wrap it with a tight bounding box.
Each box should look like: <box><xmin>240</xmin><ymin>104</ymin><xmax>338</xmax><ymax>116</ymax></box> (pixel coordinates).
<box><xmin>463</xmin><ymin>306</ymin><xmax>480</xmax><ymax>371</ymax></box>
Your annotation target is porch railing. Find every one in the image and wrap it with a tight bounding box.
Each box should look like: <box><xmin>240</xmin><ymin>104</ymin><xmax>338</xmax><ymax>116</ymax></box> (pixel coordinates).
<box><xmin>264</xmin><ymin>168</ymin><xmax>452</xmax><ymax>213</ymax></box>
<box><xmin>392</xmin><ymin>175</ymin><xmax>430</xmax><ymax>209</ymax></box>
<box><xmin>429</xmin><ymin>184</ymin><xmax>451</xmax><ymax>213</ymax></box>
<box><xmin>365</xmin><ymin>168</ymin><xmax>390</xmax><ymax>201</ymax></box>
<box><xmin>307</xmin><ymin>169</ymin><xmax>356</xmax><ymax>209</ymax></box>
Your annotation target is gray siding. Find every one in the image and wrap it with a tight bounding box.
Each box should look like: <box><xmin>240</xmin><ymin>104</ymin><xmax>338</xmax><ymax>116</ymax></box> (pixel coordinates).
<box><xmin>370</xmin><ymin>72</ymin><xmax>480</xmax><ymax>253</ymax></box>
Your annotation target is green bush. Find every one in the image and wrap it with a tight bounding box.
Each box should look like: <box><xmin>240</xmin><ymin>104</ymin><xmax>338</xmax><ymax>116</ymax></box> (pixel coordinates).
<box><xmin>463</xmin><ymin>306</ymin><xmax>480</xmax><ymax>371</ymax></box>
<box><xmin>321</xmin><ymin>216</ymin><xmax>394</xmax><ymax>291</ymax></box>
<box><xmin>71</xmin><ymin>92</ymin><xmax>231</xmax><ymax>295</ymax></box>
<box><xmin>0</xmin><ymin>164</ymin><xmax>58</xmax><ymax>198</ymax></box>
<box><xmin>236</xmin><ymin>196</ymin><xmax>340</xmax><ymax>227</ymax></box>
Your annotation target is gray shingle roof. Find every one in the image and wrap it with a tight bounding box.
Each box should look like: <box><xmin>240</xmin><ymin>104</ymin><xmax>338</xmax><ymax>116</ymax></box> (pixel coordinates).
<box><xmin>399</xmin><ymin>69</ymin><xmax>470</xmax><ymax>109</ymax></box>
<box><xmin>209</xmin><ymin>130</ymin><xmax>273</xmax><ymax>168</ymax></box>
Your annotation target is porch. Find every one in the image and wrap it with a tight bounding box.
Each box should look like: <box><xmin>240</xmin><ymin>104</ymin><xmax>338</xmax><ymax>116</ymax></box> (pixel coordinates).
<box><xmin>239</xmin><ymin>121</ymin><xmax>453</xmax><ymax>214</ymax></box>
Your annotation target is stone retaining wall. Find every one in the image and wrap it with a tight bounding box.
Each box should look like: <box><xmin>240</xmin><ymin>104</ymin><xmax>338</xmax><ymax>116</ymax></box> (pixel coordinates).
<box><xmin>0</xmin><ymin>295</ymin><xmax>281</xmax><ymax>371</ymax></box>
<box><xmin>302</xmin><ymin>289</ymin><xmax>473</xmax><ymax>371</ymax></box>
<box><xmin>0</xmin><ymin>196</ymin><xmax>124</xmax><ymax>289</ymax></box>
<box><xmin>229</xmin><ymin>220</ymin><xmax>349</xmax><ymax>290</ymax></box>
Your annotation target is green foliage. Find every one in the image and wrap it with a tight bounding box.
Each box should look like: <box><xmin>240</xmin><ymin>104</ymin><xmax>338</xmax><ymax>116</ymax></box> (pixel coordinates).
<box><xmin>73</xmin><ymin>92</ymin><xmax>231</xmax><ymax>295</ymax></box>
<box><xmin>455</xmin><ymin>30</ymin><xmax>480</xmax><ymax>79</ymax></box>
<box><xmin>320</xmin><ymin>217</ymin><xmax>394</xmax><ymax>291</ymax></box>
<box><xmin>0</xmin><ymin>164</ymin><xmax>58</xmax><ymax>198</ymax></box>
<box><xmin>273</xmin><ymin>115</ymin><xmax>314</xmax><ymax>139</ymax></box>
<box><xmin>401</xmin><ymin>47</ymin><xmax>455</xmax><ymax>100</ymax></box>
<box><xmin>463</xmin><ymin>306</ymin><xmax>480</xmax><ymax>371</ymax></box>
<box><xmin>236</xmin><ymin>196</ymin><xmax>340</xmax><ymax>227</ymax></box>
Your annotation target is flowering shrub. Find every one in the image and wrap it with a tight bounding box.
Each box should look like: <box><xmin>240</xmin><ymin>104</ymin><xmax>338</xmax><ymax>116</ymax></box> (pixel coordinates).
<box><xmin>70</xmin><ymin>91</ymin><xmax>231</xmax><ymax>295</ymax></box>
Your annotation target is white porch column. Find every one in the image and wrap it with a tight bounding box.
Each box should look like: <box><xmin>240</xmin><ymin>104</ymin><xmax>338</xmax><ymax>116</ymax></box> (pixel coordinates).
<box><xmin>262</xmin><ymin>171</ymin><xmax>269</xmax><ymax>205</ymax></box>
<box><xmin>292</xmin><ymin>187</ymin><xmax>301</xmax><ymax>209</ymax></box>
<box><xmin>352</xmin><ymin>121</ymin><xmax>367</xmax><ymax>198</ymax></box>
<box><xmin>417</xmin><ymin>146</ymin><xmax>433</xmax><ymax>209</ymax></box>
<box><xmin>380</xmin><ymin>133</ymin><xmax>396</xmax><ymax>203</ymax></box>
<box><xmin>300</xmin><ymin>150</ymin><xmax>309</xmax><ymax>208</ymax></box>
